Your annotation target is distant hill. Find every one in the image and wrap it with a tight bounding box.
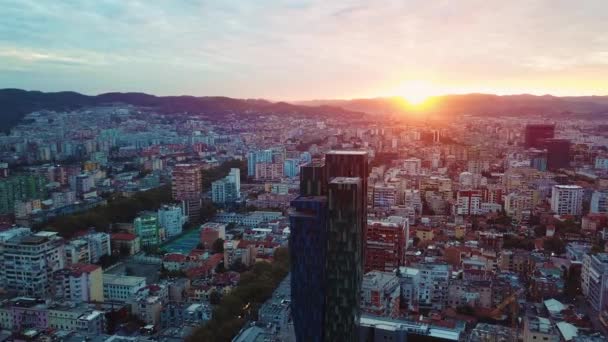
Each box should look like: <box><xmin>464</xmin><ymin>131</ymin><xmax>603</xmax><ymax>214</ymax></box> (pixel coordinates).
<box><xmin>296</xmin><ymin>94</ymin><xmax>608</xmax><ymax>118</ymax></box>
<box><xmin>0</xmin><ymin>89</ymin><xmax>365</xmax><ymax>133</ymax></box>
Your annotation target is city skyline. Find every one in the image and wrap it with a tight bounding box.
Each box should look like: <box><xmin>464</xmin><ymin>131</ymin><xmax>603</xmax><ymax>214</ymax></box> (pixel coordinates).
<box><xmin>2</xmin><ymin>0</ymin><xmax>608</xmax><ymax>102</ymax></box>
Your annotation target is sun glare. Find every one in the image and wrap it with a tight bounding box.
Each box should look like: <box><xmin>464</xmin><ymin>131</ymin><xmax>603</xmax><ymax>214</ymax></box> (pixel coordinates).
<box><xmin>402</xmin><ymin>93</ymin><xmax>429</xmax><ymax>106</ymax></box>
<box><xmin>393</xmin><ymin>80</ymin><xmax>440</xmax><ymax>107</ymax></box>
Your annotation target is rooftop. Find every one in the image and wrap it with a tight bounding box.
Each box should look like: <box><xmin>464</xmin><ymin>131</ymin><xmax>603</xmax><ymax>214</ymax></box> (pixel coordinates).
<box><xmin>554</xmin><ymin>185</ymin><xmax>583</xmax><ymax>189</ymax></box>
<box><xmin>111</xmin><ymin>233</ymin><xmax>137</xmax><ymax>241</ymax></box>
<box><xmin>327</xmin><ymin>150</ymin><xmax>367</xmax><ymax>155</ymax></box>
<box><xmin>103</xmin><ymin>274</ymin><xmax>146</xmax><ymax>286</ymax></box>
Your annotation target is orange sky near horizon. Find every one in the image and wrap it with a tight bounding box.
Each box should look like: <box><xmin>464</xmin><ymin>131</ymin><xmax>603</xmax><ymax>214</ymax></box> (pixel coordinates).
<box><xmin>2</xmin><ymin>1</ymin><xmax>608</xmax><ymax>100</ymax></box>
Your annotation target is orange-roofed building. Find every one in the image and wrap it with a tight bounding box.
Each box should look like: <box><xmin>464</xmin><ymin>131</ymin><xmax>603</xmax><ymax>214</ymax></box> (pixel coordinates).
<box><xmin>111</xmin><ymin>233</ymin><xmax>141</xmax><ymax>255</ymax></box>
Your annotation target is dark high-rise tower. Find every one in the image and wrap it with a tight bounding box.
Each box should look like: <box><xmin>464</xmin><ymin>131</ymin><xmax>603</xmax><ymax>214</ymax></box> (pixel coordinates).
<box><xmin>289</xmin><ymin>150</ymin><xmax>368</xmax><ymax>342</ymax></box>
<box><xmin>324</xmin><ymin>177</ymin><xmax>363</xmax><ymax>342</ymax></box>
<box><xmin>325</xmin><ymin>150</ymin><xmax>369</xmax><ymax>264</ymax></box>
<box><xmin>524</xmin><ymin>124</ymin><xmax>555</xmax><ymax>148</ymax></box>
<box><xmin>299</xmin><ymin>161</ymin><xmax>327</xmax><ymax>197</ymax></box>
<box><xmin>289</xmin><ymin>196</ymin><xmax>328</xmax><ymax>342</ymax></box>
<box><xmin>543</xmin><ymin>138</ymin><xmax>571</xmax><ymax>170</ymax></box>
<box><xmin>325</xmin><ymin>150</ymin><xmax>369</xmax><ymax>191</ymax></box>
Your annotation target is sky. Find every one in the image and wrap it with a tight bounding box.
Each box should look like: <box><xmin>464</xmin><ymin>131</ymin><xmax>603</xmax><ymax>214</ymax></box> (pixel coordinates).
<box><xmin>1</xmin><ymin>0</ymin><xmax>608</xmax><ymax>101</ymax></box>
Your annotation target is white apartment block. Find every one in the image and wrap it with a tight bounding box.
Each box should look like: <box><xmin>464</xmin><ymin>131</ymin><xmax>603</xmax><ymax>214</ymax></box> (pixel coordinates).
<box><xmin>158</xmin><ymin>204</ymin><xmax>187</xmax><ymax>237</ymax></box>
<box><xmin>550</xmin><ymin>185</ymin><xmax>583</xmax><ymax>216</ymax></box>
<box><xmin>0</xmin><ymin>229</ymin><xmax>65</xmax><ymax>297</ymax></box>
<box><xmin>581</xmin><ymin>253</ymin><xmax>608</xmax><ymax>311</ymax></box>
<box><xmin>103</xmin><ymin>274</ymin><xmax>146</xmax><ymax>302</ymax></box>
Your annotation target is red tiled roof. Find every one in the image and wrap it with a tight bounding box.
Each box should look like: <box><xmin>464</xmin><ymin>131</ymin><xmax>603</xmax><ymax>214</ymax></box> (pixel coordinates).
<box><xmin>237</xmin><ymin>240</ymin><xmax>256</xmax><ymax>248</ymax></box>
<box><xmin>69</xmin><ymin>263</ymin><xmax>100</xmax><ymax>276</ymax></box>
<box><xmin>163</xmin><ymin>253</ymin><xmax>187</xmax><ymax>262</ymax></box>
<box><xmin>112</xmin><ymin>233</ymin><xmax>137</xmax><ymax>241</ymax></box>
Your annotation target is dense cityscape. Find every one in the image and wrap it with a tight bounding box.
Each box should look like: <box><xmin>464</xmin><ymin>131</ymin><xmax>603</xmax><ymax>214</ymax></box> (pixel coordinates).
<box><xmin>0</xmin><ymin>99</ymin><xmax>607</xmax><ymax>342</ymax></box>
<box><xmin>3</xmin><ymin>1</ymin><xmax>608</xmax><ymax>341</ymax></box>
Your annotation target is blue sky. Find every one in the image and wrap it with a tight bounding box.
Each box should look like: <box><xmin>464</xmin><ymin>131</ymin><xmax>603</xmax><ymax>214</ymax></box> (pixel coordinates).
<box><xmin>1</xmin><ymin>0</ymin><xmax>608</xmax><ymax>100</ymax></box>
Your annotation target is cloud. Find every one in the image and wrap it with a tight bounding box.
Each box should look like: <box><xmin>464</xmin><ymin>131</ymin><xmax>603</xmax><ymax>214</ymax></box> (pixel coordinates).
<box><xmin>0</xmin><ymin>0</ymin><xmax>607</xmax><ymax>98</ymax></box>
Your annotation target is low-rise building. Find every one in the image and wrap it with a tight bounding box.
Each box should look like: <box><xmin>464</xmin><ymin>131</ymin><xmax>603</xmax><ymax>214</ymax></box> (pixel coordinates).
<box><xmin>103</xmin><ymin>274</ymin><xmax>146</xmax><ymax>302</ymax></box>
<box><xmin>361</xmin><ymin>271</ymin><xmax>400</xmax><ymax>318</ymax></box>
<box><xmin>522</xmin><ymin>316</ymin><xmax>559</xmax><ymax>342</ymax></box>
<box><xmin>111</xmin><ymin>233</ymin><xmax>141</xmax><ymax>255</ymax></box>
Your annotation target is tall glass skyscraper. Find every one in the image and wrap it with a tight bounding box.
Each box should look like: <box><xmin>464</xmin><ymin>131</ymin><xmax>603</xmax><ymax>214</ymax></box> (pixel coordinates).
<box><xmin>289</xmin><ymin>150</ymin><xmax>368</xmax><ymax>342</ymax></box>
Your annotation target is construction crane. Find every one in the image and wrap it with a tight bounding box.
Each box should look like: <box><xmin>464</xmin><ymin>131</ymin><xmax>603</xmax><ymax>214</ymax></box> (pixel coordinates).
<box><xmin>487</xmin><ymin>288</ymin><xmax>525</xmax><ymax>327</ymax></box>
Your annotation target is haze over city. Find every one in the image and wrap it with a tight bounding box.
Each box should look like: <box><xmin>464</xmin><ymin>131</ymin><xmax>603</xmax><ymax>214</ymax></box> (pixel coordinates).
<box><xmin>2</xmin><ymin>0</ymin><xmax>608</xmax><ymax>101</ymax></box>
<box><xmin>3</xmin><ymin>1</ymin><xmax>608</xmax><ymax>342</ymax></box>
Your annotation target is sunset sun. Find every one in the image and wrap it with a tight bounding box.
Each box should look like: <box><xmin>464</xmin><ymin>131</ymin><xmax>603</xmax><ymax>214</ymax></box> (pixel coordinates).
<box><xmin>394</xmin><ymin>80</ymin><xmax>439</xmax><ymax>107</ymax></box>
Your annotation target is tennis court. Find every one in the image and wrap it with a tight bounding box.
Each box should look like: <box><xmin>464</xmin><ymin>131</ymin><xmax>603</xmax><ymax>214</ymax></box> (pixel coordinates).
<box><xmin>162</xmin><ymin>228</ymin><xmax>201</xmax><ymax>254</ymax></box>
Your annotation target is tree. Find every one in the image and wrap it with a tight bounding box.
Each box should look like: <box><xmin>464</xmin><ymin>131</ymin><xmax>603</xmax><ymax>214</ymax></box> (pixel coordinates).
<box><xmin>565</xmin><ymin>266</ymin><xmax>582</xmax><ymax>297</ymax></box>
<box><xmin>534</xmin><ymin>225</ymin><xmax>547</xmax><ymax>238</ymax></box>
<box><xmin>544</xmin><ymin>236</ymin><xmax>566</xmax><ymax>255</ymax></box>
<box><xmin>229</xmin><ymin>259</ymin><xmax>247</xmax><ymax>272</ymax></box>
<box><xmin>212</xmin><ymin>238</ymin><xmax>225</xmax><ymax>254</ymax></box>
<box><xmin>209</xmin><ymin>290</ymin><xmax>222</xmax><ymax>305</ymax></box>
<box><xmin>199</xmin><ymin>201</ymin><xmax>218</xmax><ymax>223</ymax></box>
<box><xmin>186</xmin><ymin>247</ymin><xmax>290</xmax><ymax>342</ymax></box>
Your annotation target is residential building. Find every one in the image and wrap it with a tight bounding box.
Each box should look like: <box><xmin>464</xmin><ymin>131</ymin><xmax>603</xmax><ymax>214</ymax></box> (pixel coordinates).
<box><xmin>247</xmin><ymin>149</ymin><xmax>273</xmax><ymax>177</ymax></box>
<box><xmin>0</xmin><ymin>174</ymin><xmax>47</xmax><ymax>215</ymax></box>
<box><xmin>591</xmin><ymin>190</ymin><xmax>608</xmax><ymax>214</ymax></box>
<box><xmin>103</xmin><ymin>274</ymin><xmax>146</xmax><ymax>302</ymax></box>
<box><xmin>48</xmin><ymin>306</ymin><xmax>105</xmax><ymax>335</ymax></box>
<box><xmin>160</xmin><ymin>302</ymin><xmax>212</xmax><ymax>329</ymax></box>
<box><xmin>455</xmin><ymin>190</ymin><xmax>484</xmax><ymax>216</ymax></box>
<box><xmin>211</xmin><ymin>178</ymin><xmax>238</xmax><ymax>204</ymax></box>
<box><xmin>158</xmin><ymin>204</ymin><xmax>187</xmax><ymax>238</ymax></box>
<box><xmin>416</xmin><ymin>262</ymin><xmax>450</xmax><ymax>310</ymax></box>
<box><xmin>111</xmin><ymin>233</ymin><xmax>141</xmax><ymax>255</ymax></box>
<box><xmin>284</xmin><ymin>158</ymin><xmax>299</xmax><ymax>178</ymax></box>
<box><xmin>469</xmin><ymin>323</ymin><xmax>517</xmax><ymax>342</ymax></box>
<box><xmin>65</xmin><ymin>239</ymin><xmax>91</xmax><ymax>266</ymax></box>
<box><xmin>227</xmin><ymin>168</ymin><xmax>241</xmax><ymax>197</ymax></box>
<box><xmin>581</xmin><ymin>253</ymin><xmax>608</xmax><ymax>311</ymax></box>
<box><xmin>448</xmin><ymin>280</ymin><xmax>493</xmax><ymax>309</ymax></box>
<box><xmin>398</xmin><ymin>267</ymin><xmax>420</xmax><ymax>311</ymax></box>
<box><xmin>522</xmin><ymin>316</ymin><xmax>559</xmax><ymax>342</ymax></box>
<box><xmin>255</xmin><ymin>162</ymin><xmax>284</xmax><ymax>181</ymax></box>
<box><xmin>360</xmin><ymin>271</ymin><xmax>400</xmax><ymax>318</ymax></box>
<box><xmin>172</xmin><ymin>164</ymin><xmax>202</xmax><ymax>221</ymax></box>
<box><xmin>200</xmin><ymin>222</ymin><xmax>226</xmax><ymax>249</ymax></box>
<box><xmin>134</xmin><ymin>211</ymin><xmax>163</xmax><ymax>246</ymax></box>
<box><xmin>595</xmin><ymin>157</ymin><xmax>608</xmax><ymax>170</ymax></box>
<box><xmin>551</xmin><ymin>185</ymin><xmax>584</xmax><ymax>216</ymax></box>
<box><xmin>365</xmin><ymin>218</ymin><xmax>408</xmax><ymax>273</ymax></box>
<box><xmin>52</xmin><ymin>263</ymin><xmax>104</xmax><ymax>303</ymax></box>
<box><xmin>372</xmin><ymin>184</ymin><xmax>397</xmax><ymax>209</ymax></box>
<box><xmin>0</xmin><ymin>230</ymin><xmax>65</xmax><ymax>297</ymax></box>
<box><xmin>403</xmin><ymin>158</ymin><xmax>421</xmax><ymax>175</ymax></box>
<box><xmin>82</xmin><ymin>231</ymin><xmax>111</xmax><ymax>263</ymax></box>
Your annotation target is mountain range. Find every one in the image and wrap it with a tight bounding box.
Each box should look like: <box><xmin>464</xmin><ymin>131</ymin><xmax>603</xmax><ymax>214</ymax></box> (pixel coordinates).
<box><xmin>2</xmin><ymin>89</ymin><xmax>608</xmax><ymax>133</ymax></box>
<box><xmin>296</xmin><ymin>94</ymin><xmax>608</xmax><ymax>118</ymax></box>
<box><xmin>0</xmin><ymin>89</ymin><xmax>364</xmax><ymax>133</ymax></box>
